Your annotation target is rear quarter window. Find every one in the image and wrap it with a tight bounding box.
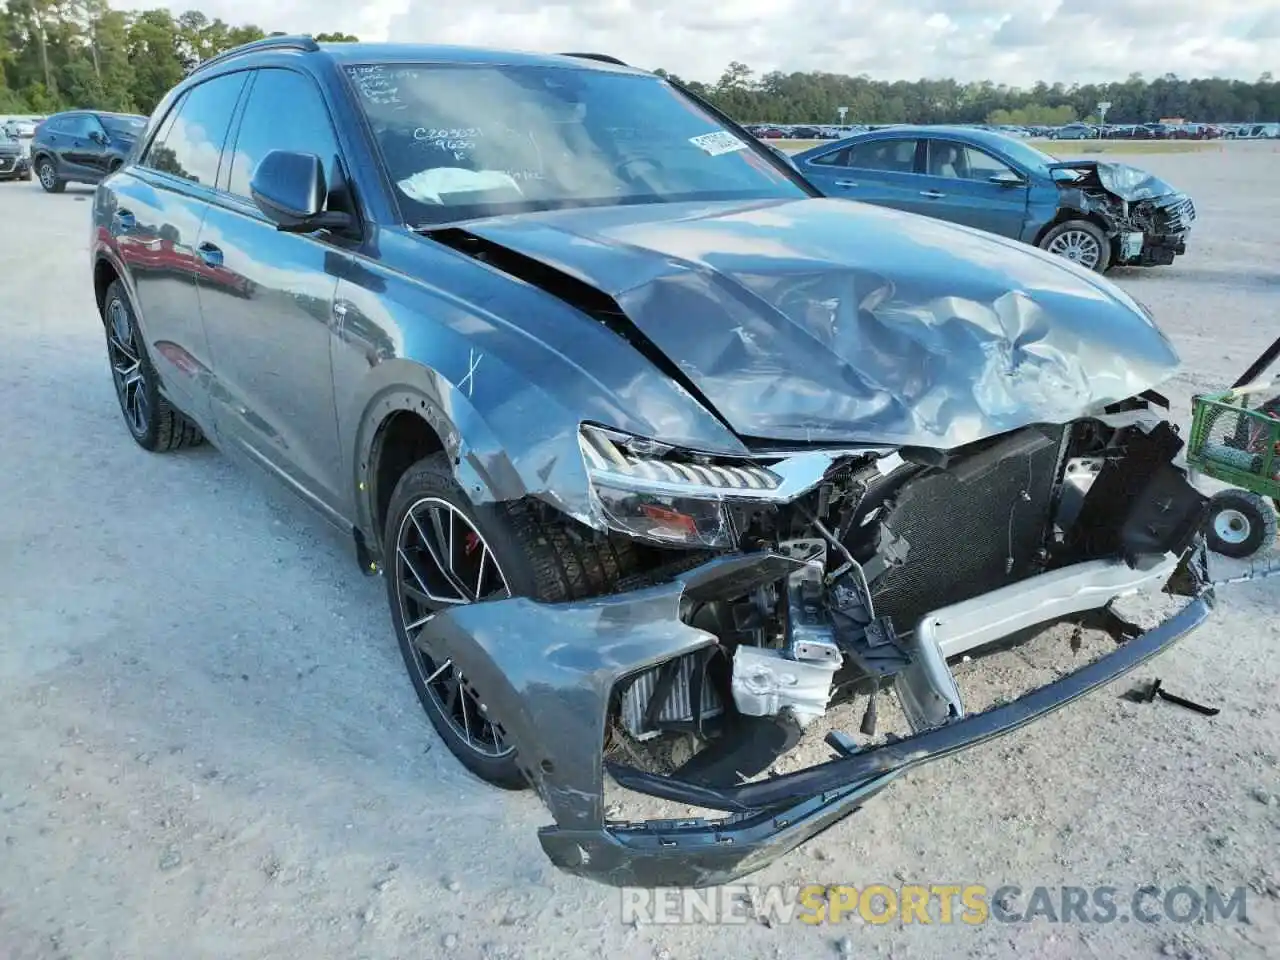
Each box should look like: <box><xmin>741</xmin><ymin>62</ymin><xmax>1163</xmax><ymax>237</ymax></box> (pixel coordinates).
<box><xmin>139</xmin><ymin>72</ymin><xmax>247</xmax><ymax>187</ymax></box>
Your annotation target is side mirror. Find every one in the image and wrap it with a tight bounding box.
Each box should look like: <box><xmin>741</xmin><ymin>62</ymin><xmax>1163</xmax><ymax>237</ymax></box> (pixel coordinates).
<box><xmin>249</xmin><ymin>150</ymin><xmax>352</xmax><ymax>233</ymax></box>
<box><xmin>90</xmin><ymin>129</ymin><xmax>108</xmax><ymax>145</ymax></box>
<box><xmin>989</xmin><ymin>171</ymin><xmax>1025</xmax><ymax>187</ymax></box>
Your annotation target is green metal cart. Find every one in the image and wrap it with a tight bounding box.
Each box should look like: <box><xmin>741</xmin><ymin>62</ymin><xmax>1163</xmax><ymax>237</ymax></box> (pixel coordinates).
<box><xmin>1185</xmin><ymin>334</ymin><xmax>1280</xmax><ymax>559</ymax></box>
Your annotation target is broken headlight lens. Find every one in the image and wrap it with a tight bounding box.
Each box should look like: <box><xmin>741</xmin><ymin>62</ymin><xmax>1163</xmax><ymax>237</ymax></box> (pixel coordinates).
<box><xmin>578</xmin><ymin>425</ymin><xmax>782</xmax><ymax>548</ymax></box>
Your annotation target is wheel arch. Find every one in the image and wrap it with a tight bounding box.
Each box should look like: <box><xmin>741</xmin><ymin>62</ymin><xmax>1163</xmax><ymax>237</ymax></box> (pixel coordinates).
<box><xmin>93</xmin><ymin>254</ymin><xmax>122</xmax><ymax>320</ymax></box>
<box><xmin>350</xmin><ymin>367</ymin><xmax>543</xmax><ymax>558</ymax></box>
<box><xmin>1031</xmin><ymin>208</ymin><xmax>1113</xmax><ymax>248</ymax></box>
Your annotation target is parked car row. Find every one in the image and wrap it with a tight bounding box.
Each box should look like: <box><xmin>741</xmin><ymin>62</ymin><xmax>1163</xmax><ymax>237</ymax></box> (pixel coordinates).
<box><xmin>742</xmin><ymin>120</ymin><xmax>1280</xmax><ymax>142</ymax></box>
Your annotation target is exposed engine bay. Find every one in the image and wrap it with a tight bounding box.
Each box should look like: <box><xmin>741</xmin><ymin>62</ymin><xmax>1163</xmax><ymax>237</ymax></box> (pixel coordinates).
<box><xmin>1050</xmin><ymin>159</ymin><xmax>1196</xmax><ymax>267</ymax></box>
<box><xmin>602</xmin><ymin>396</ymin><xmax>1208</xmax><ymax>783</ymax></box>
<box><xmin>417</xmin><ymin>388</ymin><xmax>1214</xmax><ymax>888</ymax></box>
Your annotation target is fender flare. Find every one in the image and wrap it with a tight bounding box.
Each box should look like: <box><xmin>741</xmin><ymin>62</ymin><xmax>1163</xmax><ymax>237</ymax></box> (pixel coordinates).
<box><xmin>348</xmin><ymin>366</ymin><xmax>534</xmax><ymax>547</ymax></box>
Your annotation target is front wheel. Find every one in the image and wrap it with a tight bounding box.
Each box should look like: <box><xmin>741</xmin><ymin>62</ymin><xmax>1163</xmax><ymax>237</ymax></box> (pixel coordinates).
<box><xmin>1038</xmin><ymin>219</ymin><xmax>1111</xmax><ymax>273</ymax></box>
<box><xmin>1204</xmin><ymin>489</ymin><xmax>1277</xmax><ymax>559</ymax></box>
<box><xmin>383</xmin><ymin>452</ymin><xmax>638</xmax><ymax>788</ymax></box>
<box><xmin>36</xmin><ymin>157</ymin><xmax>64</xmax><ymax>193</ymax></box>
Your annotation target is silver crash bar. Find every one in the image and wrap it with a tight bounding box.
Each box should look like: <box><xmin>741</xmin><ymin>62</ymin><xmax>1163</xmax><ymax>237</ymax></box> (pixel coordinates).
<box><xmin>894</xmin><ymin>553</ymin><xmax>1181</xmax><ymax>732</ymax></box>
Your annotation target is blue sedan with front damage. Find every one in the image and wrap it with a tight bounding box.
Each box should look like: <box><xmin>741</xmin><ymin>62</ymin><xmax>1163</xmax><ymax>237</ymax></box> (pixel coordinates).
<box><xmin>792</xmin><ymin>125</ymin><xmax>1196</xmax><ymax>272</ymax></box>
<box><xmin>90</xmin><ymin>39</ymin><xmax>1213</xmax><ymax>888</ymax></box>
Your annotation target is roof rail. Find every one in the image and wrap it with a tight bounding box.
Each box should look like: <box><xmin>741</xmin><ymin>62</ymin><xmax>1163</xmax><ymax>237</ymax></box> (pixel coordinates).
<box><xmin>189</xmin><ymin>34</ymin><xmax>320</xmax><ymax>76</ymax></box>
<box><xmin>558</xmin><ymin>52</ymin><xmax>630</xmax><ymax>67</ymax></box>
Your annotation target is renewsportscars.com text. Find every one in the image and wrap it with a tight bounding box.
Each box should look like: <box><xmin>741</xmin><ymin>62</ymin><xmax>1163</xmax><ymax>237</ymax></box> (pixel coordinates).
<box><xmin>620</xmin><ymin>884</ymin><xmax>1249</xmax><ymax>926</ymax></box>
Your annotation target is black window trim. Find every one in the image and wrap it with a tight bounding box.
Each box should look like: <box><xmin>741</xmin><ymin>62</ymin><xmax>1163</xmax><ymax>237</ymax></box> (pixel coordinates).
<box><xmin>136</xmin><ymin>70</ymin><xmax>251</xmax><ymax>193</ymax></box>
<box><xmin>806</xmin><ymin>145</ymin><xmax>849</xmax><ymax>167</ymax></box>
<box><xmin>138</xmin><ymin>92</ymin><xmax>189</xmax><ymax>164</ymax></box>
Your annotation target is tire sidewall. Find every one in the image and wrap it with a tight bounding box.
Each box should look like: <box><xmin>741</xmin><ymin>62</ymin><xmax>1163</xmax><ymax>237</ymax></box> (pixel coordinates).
<box><xmin>1205</xmin><ymin>492</ymin><xmax>1272</xmax><ymax>558</ymax></box>
<box><xmin>36</xmin><ymin>157</ymin><xmax>61</xmax><ymax>192</ymax></box>
<box><xmin>103</xmin><ymin>281</ymin><xmax>165</xmax><ymax>451</ymax></box>
<box><xmin>381</xmin><ymin>453</ymin><xmax>532</xmax><ymax>788</ymax></box>
<box><xmin>1040</xmin><ymin>220</ymin><xmax>1111</xmax><ymax>273</ymax></box>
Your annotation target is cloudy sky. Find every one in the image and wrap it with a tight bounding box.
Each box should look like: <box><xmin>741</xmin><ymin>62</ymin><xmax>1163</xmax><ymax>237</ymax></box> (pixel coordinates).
<box><xmin>117</xmin><ymin>0</ymin><xmax>1280</xmax><ymax>87</ymax></box>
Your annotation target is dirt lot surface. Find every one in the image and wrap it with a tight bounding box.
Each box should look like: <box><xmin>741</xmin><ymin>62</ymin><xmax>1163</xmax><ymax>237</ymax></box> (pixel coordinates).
<box><xmin>2</xmin><ymin>143</ymin><xmax>1278</xmax><ymax>960</ymax></box>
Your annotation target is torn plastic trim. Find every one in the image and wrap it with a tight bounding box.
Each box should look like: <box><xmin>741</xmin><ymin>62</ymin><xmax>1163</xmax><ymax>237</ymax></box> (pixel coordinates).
<box><xmin>607</xmin><ymin>588</ymin><xmax>1211</xmax><ymax>810</ymax></box>
<box><xmin>894</xmin><ymin>552</ymin><xmax>1182</xmax><ymax>732</ymax></box>
<box><xmin>413</xmin><ymin>552</ymin><xmax>808</xmax><ymax>829</ymax></box>
<box><xmin>416</xmin><ymin>546</ymin><xmax>1212</xmax><ymax>887</ymax></box>
<box><xmin>562</xmin><ymin>588</ymin><xmax>1210</xmax><ymax>887</ymax></box>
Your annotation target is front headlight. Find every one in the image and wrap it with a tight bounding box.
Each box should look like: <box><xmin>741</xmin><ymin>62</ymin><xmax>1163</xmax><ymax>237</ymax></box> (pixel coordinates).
<box><xmin>576</xmin><ymin>424</ymin><xmax>875</xmax><ymax>550</ymax></box>
<box><xmin>579</xmin><ymin>425</ymin><xmax>782</xmax><ymax>548</ymax></box>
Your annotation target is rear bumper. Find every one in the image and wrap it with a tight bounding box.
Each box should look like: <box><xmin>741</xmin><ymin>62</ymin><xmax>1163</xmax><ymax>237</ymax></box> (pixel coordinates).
<box><xmin>417</xmin><ymin>551</ymin><xmax>1213</xmax><ymax>888</ymax></box>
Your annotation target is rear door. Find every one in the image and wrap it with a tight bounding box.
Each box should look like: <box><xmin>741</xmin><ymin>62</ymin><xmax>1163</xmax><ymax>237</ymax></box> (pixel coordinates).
<box><xmin>906</xmin><ymin>139</ymin><xmax>1029</xmax><ymax>238</ymax></box>
<box><xmin>195</xmin><ymin>66</ymin><xmax>352</xmax><ymax>519</ymax></box>
<box><xmin>798</xmin><ymin>137</ymin><xmax>922</xmax><ymax>212</ymax></box>
<box><xmin>111</xmin><ymin>72</ymin><xmax>248</xmax><ymax>426</ymax></box>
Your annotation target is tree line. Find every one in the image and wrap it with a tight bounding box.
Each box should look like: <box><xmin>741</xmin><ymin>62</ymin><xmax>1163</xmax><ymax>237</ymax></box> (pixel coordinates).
<box><xmin>2</xmin><ymin>2</ymin><xmax>1277</xmax><ymax>125</ymax></box>
<box><xmin>0</xmin><ymin>1</ymin><xmax>357</xmax><ymax>115</ymax></box>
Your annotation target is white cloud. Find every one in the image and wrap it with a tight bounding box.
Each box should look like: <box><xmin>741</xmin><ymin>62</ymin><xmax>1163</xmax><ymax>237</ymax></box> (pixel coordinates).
<box><xmin>113</xmin><ymin>0</ymin><xmax>1280</xmax><ymax>86</ymax></box>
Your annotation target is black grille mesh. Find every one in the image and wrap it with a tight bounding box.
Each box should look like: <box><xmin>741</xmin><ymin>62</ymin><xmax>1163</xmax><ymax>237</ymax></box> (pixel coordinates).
<box><xmin>868</xmin><ymin>427</ymin><xmax>1065</xmax><ymax>632</ymax></box>
<box><xmin>1154</xmin><ymin>195</ymin><xmax>1196</xmax><ymax>235</ymax></box>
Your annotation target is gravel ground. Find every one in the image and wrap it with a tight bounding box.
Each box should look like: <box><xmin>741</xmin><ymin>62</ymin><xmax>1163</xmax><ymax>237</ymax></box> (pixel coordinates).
<box><xmin>1</xmin><ymin>143</ymin><xmax>1278</xmax><ymax>960</ymax></box>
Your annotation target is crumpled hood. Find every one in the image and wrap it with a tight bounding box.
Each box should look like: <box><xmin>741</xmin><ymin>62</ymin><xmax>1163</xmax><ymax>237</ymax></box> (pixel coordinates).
<box><xmin>459</xmin><ymin>197</ymin><xmax>1181</xmax><ymax>449</ymax></box>
<box><xmin>1048</xmin><ymin>160</ymin><xmax>1182</xmax><ymax>202</ymax></box>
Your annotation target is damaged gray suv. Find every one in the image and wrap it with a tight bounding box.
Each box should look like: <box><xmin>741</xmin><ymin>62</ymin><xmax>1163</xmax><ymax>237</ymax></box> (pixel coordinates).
<box><xmin>90</xmin><ymin>38</ymin><xmax>1215</xmax><ymax>887</ymax></box>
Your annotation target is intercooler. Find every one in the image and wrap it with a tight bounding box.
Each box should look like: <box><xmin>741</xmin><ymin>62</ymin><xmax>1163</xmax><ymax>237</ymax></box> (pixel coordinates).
<box><xmin>867</xmin><ymin>425</ymin><xmax>1067</xmax><ymax>632</ymax></box>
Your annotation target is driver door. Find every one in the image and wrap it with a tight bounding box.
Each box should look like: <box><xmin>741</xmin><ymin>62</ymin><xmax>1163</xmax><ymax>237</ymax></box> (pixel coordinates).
<box><xmin>57</xmin><ymin>114</ymin><xmax>103</xmax><ymax>178</ymax></box>
<box><xmin>195</xmin><ymin>67</ymin><xmax>351</xmax><ymax>519</ymax></box>
<box><xmin>78</xmin><ymin>115</ymin><xmax>113</xmax><ymax>175</ymax></box>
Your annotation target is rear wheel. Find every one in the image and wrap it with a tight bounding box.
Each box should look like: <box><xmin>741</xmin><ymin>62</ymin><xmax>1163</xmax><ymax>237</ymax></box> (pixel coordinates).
<box><xmin>1204</xmin><ymin>489</ymin><xmax>1276</xmax><ymax>559</ymax></box>
<box><xmin>103</xmin><ymin>280</ymin><xmax>204</xmax><ymax>451</ymax></box>
<box><xmin>1039</xmin><ymin>219</ymin><xmax>1110</xmax><ymax>272</ymax></box>
<box><xmin>36</xmin><ymin>157</ymin><xmax>64</xmax><ymax>193</ymax></box>
<box><xmin>383</xmin><ymin>452</ymin><xmax>637</xmax><ymax>788</ymax></box>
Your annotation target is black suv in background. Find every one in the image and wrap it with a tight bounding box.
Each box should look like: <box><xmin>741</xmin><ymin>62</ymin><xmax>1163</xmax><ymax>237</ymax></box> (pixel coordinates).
<box><xmin>0</xmin><ymin>128</ymin><xmax>30</xmax><ymax>181</ymax></box>
<box><xmin>31</xmin><ymin>110</ymin><xmax>146</xmax><ymax>192</ymax></box>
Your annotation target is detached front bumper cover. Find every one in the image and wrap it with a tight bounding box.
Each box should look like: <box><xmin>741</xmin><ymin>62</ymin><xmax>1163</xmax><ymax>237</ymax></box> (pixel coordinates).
<box><xmin>416</xmin><ymin>551</ymin><xmax>1213</xmax><ymax>888</ymax></box>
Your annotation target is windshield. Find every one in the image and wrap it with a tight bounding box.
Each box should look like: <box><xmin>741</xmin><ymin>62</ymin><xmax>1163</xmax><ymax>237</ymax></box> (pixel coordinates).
<box><xmin>344</xmin><ymin>62</ymin><xmax>806</xmax><ymax>224</ymax></box>
<box><xmin>100</xmin><ymin>115</ymin><xmax>144</xmax><ymax>137</ymax></box>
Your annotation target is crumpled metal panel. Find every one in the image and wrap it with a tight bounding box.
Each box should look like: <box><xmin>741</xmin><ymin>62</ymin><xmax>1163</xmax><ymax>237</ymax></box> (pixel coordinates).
<box><xmin>1049</xmin><ymin>160</ymin><xmax>1181</xmax><ymax>202</ymax></box>
<box><xmin>462</xmin><ymin>196</ymin><xmax>1181</xmax><ymax>450</ymax></box>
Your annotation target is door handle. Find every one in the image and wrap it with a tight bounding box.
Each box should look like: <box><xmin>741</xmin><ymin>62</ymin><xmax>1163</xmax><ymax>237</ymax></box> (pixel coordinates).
<box><xmin>111</xmin><ymin>209</ymin><xmax>135</xmax><ymax>232</ymax></box>
<box><xmin>919</xmin><ymin>190</ymin><xmax>946</xmax><ymax>199</ymax></box>
<box><xmin>197</xmin><ymin>242</ymin><xmax>224</xmax><ymax>267</ymax></box>
<box><xmin>833</xmin><ymin>180</ymin><xmax>859</xmax><ymax>188</ymax></box>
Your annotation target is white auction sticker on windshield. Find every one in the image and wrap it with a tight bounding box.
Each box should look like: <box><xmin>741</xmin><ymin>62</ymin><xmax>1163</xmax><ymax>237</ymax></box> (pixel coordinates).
<box><xmin>689</xmin><ymin>131</ymin><xmax>748</xmax><ymax>156</ymax></box>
